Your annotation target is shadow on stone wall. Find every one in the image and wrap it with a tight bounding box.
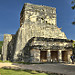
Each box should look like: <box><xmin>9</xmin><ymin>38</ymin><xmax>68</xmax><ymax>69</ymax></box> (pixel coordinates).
<box><xmin>22</xmin><ymin>37</ymin><xmax>34</xmax><ymax>62</ymax></box>
<box><xmin>6</xmin><ymin>30</ymin><xmax>19</xmax><ymax>62</ymax></box>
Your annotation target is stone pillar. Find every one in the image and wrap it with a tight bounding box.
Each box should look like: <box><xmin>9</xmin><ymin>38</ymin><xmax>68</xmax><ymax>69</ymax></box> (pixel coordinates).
<box><xmin>2</xmin><ymin>34</ymin><xmax>12</xmax><ymax>61</ymax></box>
<box><xmin>30</xmin><ymin>49</ymin><xmax>40</xmax><ymax>63</ymax></box>
<box><xmin>58</xmin><ymin>50</ymin><xmax>62</xmax><ymax>62</ymax></box>
<box><xmin>68</xmin><ymin>50</ymin><xmax>72</xmax><ymax>63</ymax></box>
<box><xmin>47</xmin><ymin>50</ymin><xmax>51</xmax><ymax>62</ymax></box>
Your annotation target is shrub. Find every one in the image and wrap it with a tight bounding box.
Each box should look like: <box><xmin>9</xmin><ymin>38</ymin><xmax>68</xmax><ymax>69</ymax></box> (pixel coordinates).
<box><xmin>0</xmin><ymin>41</ymin><xmax>3</xmax><ymax>54</ymax></box>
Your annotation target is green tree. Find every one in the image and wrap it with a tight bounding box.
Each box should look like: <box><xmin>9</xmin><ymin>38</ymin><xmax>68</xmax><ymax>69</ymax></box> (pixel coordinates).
<box><xmin>0</xmin><ymin>41</ymin><xmax>3</xmax><ymax>54</ymax></box>
<box><xmin>71</xmin><ymin>0</ymin><xmax>75</xmax><ymax>25</ymax></box>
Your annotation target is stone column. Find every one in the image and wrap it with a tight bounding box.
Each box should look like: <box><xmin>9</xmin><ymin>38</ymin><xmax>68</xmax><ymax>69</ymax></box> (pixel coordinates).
<box><xmin>2</xmin><ymin>34</ymin><xmax>12</xmax><ymax>61</ymax></box>
<box><xmin>58</xmin><ymin>50</ymin><xmax>62</xmax><ymax>62</ymax></box>
<box><xmin>68</xmin><ymin>50</ymin><xmax>72</xmax><ymax>63</ymax></box>
<box><xmin>47</xmin><ymin>50</ymin><xmax>51</xmax><ymax>62</ymax></box>
<box><xmin>30</xmin><ymin>49</ymin><xmax>40</xmax><ymax>63</ymax></box>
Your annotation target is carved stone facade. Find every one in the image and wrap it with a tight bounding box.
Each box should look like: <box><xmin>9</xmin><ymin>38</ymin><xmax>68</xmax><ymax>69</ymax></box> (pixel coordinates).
<box><xmin>2</xmin><ymin>3</ymin><xmax>73</xmax><ymax>63</ymax></box>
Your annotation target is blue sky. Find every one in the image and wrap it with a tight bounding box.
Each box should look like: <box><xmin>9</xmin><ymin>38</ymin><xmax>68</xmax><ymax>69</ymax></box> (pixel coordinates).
<box><xmin>0</xmin><ymin>0</ymin><xmax>75</xmax><ymax>41</ymax></box>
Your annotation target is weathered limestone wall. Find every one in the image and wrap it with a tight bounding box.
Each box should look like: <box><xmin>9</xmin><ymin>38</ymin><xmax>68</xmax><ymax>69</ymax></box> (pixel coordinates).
<box><xmin>31</xmin><ymin>40</ymin><xmax>73</xmax><ymax>50</ymax></box>
<box><xmin>30</xmin><ymin>49</ymin><xmax>73</xmax><ymax>63</ymax></box>
<box><xmin>20</xmin><ymin>3</ymin><xmax>56</xmax><ymax>26</ymax></box>
<box><xmin>29</xmin><ymin>37</ymin><xmax>73</xmax><ymax>63</ymax></box>
<box><xmin>13</xmin><ymin>3</ymin><xmax>67</xmax><ymax>61</ymax></box>
<box><xmin>47</xmin><ymin>50</ymin><xmax>51</xmax><ymax>62</ymax></box>
<box><xmin>2</xmin><ymin>34</ymin><xmax>12</xmax><ymax>61</ymax></box>
<box><xmin>30</xmin><ymin>49</ymin><xmax>40</xmax><ymax>63</ymax></box>
<box><xmin>20</xmin><ymin>3</ymin><xmax>67</xmax><ymax>39</ymax></box>
<box><xmin>68</xmin><ymin>50</ymin><xmax>72</xmax><ymax>63</ymax></box>
<box><xmin>2</xmin><ymin>3</ymin><xmax>72</xmax><ymax>63</ymax></box>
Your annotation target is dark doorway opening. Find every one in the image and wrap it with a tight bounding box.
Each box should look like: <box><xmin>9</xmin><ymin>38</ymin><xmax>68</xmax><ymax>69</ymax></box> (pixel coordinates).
<box><xmin>62</xmin><ymin>51</ymin><xmax>68</xmax><ymax>62</ymax></box>
<box><xmin>40</xmin><ymin>51</ymin><xmax>47</xmax><ymax>62</ymax></box>
<box><xmin>51</xmin><ymin>51</ymin><xmax>58</xmax><ymax>62</ymax></box>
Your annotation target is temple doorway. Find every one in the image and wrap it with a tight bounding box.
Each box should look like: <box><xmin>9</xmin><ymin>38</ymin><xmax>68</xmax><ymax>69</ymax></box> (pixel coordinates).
<box><xmin>40</xmin><ymin>51</ymin><xmax>47</xmax><ymax>62</ymax></box>
<box><xmin>51</xmin><ymin>51</ymin><xmax>58</xmax><ymax>62</ymax></box>
<box><xmin>62</xmin><ymin>51</ymin><xmax>68</xmax><ymax>62</ymax></box>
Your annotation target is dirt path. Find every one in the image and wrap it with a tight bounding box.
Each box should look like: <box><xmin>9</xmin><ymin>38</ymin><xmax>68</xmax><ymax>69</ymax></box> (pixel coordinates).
<box><xmin>0</xmin><ymin>63</ymin><xmax>18</xmax><ymax>68</ymax></box>
<box><xmin>0</xmin><ymin>63</ymin><xmax>75</xmax><ymax>75</ymax></box>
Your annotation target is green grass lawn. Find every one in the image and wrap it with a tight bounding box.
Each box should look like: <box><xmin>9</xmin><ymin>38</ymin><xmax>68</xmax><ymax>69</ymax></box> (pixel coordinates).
<box><xmin>0</xmin><ymin>69</ymin><xmax>58</xmax><ymax>75</ymax></box>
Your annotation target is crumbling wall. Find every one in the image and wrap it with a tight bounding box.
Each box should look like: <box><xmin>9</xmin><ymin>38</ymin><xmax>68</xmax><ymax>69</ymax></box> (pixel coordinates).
<box><xmin>2</xmin><ymin>3</ymin><xmax>70</xmax><ymax>62</ymax></box>
<box><xmin>13</xmin><ymin>3</ymin><xmax>67</xmax><ymax>61</ymax></box>
<box><xmin>20</xmin><ymin>3</ymin><xmax>67</xmax><ymax>39</ymax></box>
<box><xmin>2</xmin><ymin>34</ymin><xmax>13</xmax><ymax>61</ymax></box>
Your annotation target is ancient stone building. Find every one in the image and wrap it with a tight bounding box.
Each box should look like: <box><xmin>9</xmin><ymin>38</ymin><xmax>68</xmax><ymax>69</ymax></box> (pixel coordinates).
<box><xmin>2</xmin><ymin>3</ymin><xmax>73</xmax><ymax>63</ymax></box>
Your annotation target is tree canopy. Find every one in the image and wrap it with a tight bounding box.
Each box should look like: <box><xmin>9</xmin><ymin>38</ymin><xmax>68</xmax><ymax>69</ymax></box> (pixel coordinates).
<box><xmin>71</xmin><ymin>0</ymin><xmax>75</xmax><ymax>25</ymax></box>
<box><xmin>0</xmin><ymin>41</ymin><xmax>3</xmax><ymax>54</ymax></box>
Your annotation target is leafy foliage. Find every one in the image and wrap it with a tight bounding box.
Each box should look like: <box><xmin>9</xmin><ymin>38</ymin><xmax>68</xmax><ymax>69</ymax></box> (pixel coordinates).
<box><xmin>71</xmin><ymin>0</ymin><xmax>75</xmax><ymax>9</ymax></box>
<box><xmin>72</xmin><ymin>21</ymin><xmax>75</xmax><ymax>25</ymax></box>
<box><xmin>73</xmin><ymin>40</ymin><xmax>75</xmax><ymax>48</ymax></box>
<box><xmin>0</xmin><ymin>41</ymin><xmax>3</xmax><ymax>54</ymax></box>
<box><xmin>71</xmin><ymin>0</ymin><xmax>75</xmax><ymax>25</ymax></box>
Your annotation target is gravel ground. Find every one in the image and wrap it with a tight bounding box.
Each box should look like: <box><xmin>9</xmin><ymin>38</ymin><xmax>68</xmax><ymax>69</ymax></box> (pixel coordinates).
<box><xmin>0</xmin><ymin>63</ymin><xmax>75</xmax><ymax>75</ymax></box>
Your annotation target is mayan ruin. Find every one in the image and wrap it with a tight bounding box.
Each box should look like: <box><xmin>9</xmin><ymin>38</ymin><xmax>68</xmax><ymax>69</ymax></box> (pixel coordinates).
<box><xmin>2</xmin><ymin>3</ymin><xmax>73</xmax><ymax>63</ymax></box>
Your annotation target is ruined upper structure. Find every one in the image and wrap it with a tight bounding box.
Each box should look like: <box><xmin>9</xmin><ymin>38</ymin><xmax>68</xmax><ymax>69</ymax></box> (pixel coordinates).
<box><xmin>2</xmin><ymin>3</ymin><xmax>73</xmax><ymax>63</ymax></box>
<box><xmin>20</xmin><ymin>3</ymin><xmax>67</xmax><ymax>39</ymax></box>
<box><xmin>20</xmin><ymin>3</ymin><xmax>56</xmax><ymax>26</ymax></box>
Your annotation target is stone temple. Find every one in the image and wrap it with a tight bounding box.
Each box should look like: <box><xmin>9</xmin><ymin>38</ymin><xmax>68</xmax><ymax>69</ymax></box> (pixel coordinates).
<box><xmin>2</xmin><ymin>3</ymin><xmax>73</xmax><ymax>63</ymax></box>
